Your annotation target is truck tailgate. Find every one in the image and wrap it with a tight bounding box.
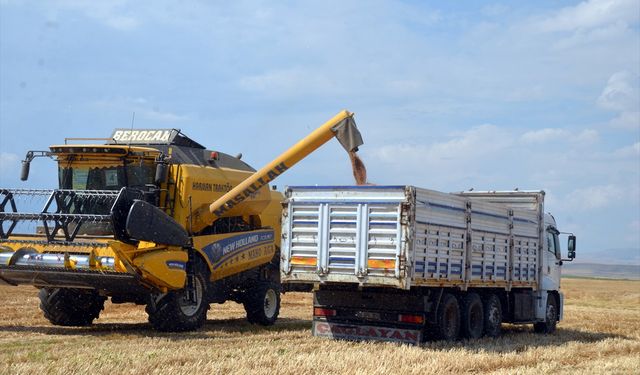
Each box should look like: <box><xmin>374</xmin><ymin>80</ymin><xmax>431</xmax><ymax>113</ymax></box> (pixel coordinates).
<box><xmin>281</xmin><ymin>186</ymin><xmax>410</xmax><ymax>289</ymax></box>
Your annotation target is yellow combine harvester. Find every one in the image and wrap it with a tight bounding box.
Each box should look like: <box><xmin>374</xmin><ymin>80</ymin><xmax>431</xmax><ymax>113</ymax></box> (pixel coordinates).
<box><xmin>0</xmin><ymin>110</ymin><xmax>362</xmax><ymax>331</ymax></box>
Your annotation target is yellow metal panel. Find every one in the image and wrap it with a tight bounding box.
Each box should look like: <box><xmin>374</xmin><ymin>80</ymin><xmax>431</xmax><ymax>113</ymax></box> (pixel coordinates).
<box><xmin>174</xmin><ymin>164</ymin><xmax>272</xmax><ymax>233</ymax></box>
<box><xmin>132</xmin><ymin>250</ymin><xmax>188</xmax><ymax>290</ymax></box>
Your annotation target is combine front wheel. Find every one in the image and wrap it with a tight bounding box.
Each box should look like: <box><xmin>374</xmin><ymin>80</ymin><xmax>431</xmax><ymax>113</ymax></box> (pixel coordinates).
<box><xmin>39</xmin><ymin>288</ymin><xmax>106</xmax><ymax>326</ymax></box>
<box><xmin>146</xmin><ymin>259</ymin><xmax>210</xmax><ymax>332</ymax></box>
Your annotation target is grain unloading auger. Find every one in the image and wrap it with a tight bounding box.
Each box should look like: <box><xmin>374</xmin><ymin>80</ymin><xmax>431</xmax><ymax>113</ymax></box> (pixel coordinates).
<box><xmin>0</xmin><ymin>110</ymin><xmax>363</xmax><ymax>331</ymax></box>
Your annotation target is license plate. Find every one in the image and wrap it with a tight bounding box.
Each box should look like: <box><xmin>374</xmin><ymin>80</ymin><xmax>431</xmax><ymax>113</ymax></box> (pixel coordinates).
<box><xmin>313</xmin><ymin>321</ymin><xmax>422</xmax><ymax>345</ymax></box>
<box><xmin>355</xmin><ymin>311</ymin><xmax>381</xmax><ymax>320</ymax></box>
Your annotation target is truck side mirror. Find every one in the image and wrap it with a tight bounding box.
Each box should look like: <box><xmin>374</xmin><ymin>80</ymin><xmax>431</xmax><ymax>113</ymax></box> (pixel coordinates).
<box><xmin>567</xmin><ymin>235</ymin><xmax>576</xmax><ymax>259</ymax></box>
<box><xmin>154</xmin><ymin>163</ymin><xmax>168</xmax><ymax>185</ymax></box>
<box><xmin>20</xmin><ymin>160</ymin><xmax>30</xmax><ymax>181</ymax></box>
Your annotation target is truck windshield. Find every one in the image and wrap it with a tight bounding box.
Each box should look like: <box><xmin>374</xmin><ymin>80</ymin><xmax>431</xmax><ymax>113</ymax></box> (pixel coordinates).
<box><xmin>59</xmin><ymin>164</ymin><xmax>155</xmax><ymax>190</ymax></box>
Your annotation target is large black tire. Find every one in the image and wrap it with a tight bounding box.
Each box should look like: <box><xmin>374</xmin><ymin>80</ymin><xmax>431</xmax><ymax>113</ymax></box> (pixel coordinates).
<box><xmin>434</xmin><ymin>293</ymin><xmax>460</xmax><ymax>341</ymax></box>
<box><xmin>146</xmin><ymin>259</ymin><xmax>210</xmax><ymax>332</ymax></box>
<box><xmin>483</xmin><ymin>294</ymin><xmax>502</xmax><ymax>338</ymax></box>
<box><xmin>461</xmin><ymin>292</ymin><xmax>484</xmax><ymax>339</ymax></box>
<box><xmin>534</xmin><ymin>294</ymin><xmax>558</xmax><ymax>334</ymax></box>
<box><xmin>243</xmin><ymin>281</ymin><xmax>280</xmax><ymax>326</ymax></box>
<box><xmin>39</xmin><ymin>288</ymin><xmax>106</xmax><ymax>326</ymax></box>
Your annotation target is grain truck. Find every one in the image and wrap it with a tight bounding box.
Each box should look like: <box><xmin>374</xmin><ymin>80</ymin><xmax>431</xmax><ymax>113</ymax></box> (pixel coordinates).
<box><xmin>280</xmin><ymin>186</ymin><xmax>576</xmax><ymax>344</ymax></box>
<box><xmin>0</xmin><ymin>110</ymin><xmax>362</xmax><ymax>332</ymax></box>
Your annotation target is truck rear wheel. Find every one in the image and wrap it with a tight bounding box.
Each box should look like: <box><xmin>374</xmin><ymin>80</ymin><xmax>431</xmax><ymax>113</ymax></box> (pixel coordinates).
<box><xmin>461</xmin><ymin>292</ymin><xmax>484</xmax><ymax>339</ymax></box>
<box><xmin>39</xmin><ymin>288</ymin><xmax>106</xmax><ymax>326</ymax></box>
<box><xmin>146</xmin><ymin>259</ymin><xmax>210</xmax><ymax>332</ymax></box>
<box><xmin>435</xmin><ymin>293</ymin><xmax>460</xmax><ymax>341</ymax></box>
<box><xmin>483</xmin><ymin>294</ymin><xmax>502</xmax><ymax>338</ymax></box>
<box><xmin>243</xmin><ymin>281</ymin><xmax>280</xmax><ymax>326</ymax></box>
<box><xmin>534</xmin><ymin>294</ymin><xmax>558</xmax><ymax>334</ymax></box>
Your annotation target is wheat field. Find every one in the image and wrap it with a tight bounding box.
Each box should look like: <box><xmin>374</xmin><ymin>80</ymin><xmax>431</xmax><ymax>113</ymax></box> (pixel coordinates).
<box><xmin>0</xmin><ymin>278</ymin><xmax>638</xmax><ymax>374</ymax></box>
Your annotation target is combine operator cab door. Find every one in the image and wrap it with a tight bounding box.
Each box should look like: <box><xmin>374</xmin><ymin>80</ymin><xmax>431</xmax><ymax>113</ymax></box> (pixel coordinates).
<box><xmin>542</xmin><ymin>228</ymin><xmax>561</xmax><ymax>291</ymax></box>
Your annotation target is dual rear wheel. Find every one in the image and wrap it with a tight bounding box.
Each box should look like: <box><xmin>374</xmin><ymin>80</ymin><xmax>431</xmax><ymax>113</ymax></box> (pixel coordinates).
<box><xmin>434</xmin><ymin>292</ymin><xmax>501</xmax><ymax>341</ymax></box>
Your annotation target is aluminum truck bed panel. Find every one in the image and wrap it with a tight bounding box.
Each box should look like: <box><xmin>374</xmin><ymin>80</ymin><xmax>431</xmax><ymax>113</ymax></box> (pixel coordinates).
<box><xmin>282</xmin><ymin>186</ymin><xmax>408</xmax><ymax>288</ymax></box>
<box><xmin>282</xmin><ymin>186</ymin><xmax>544</xmax><ymax>290</ymax></box>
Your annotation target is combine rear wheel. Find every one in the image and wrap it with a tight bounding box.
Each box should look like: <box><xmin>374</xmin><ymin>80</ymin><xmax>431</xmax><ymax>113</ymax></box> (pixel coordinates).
<box><xmin>146</xmin><ymin>259</ymin><xmax>210</xmax><ymax>332</ymax></box>
<box><xmin>243</xmin><ymin>281</ymin><xmax>280</xmax><ymax>325</ymax></box>
<box><xmin>39</xmin><ymin>288</ymin><xmax>106</xmax><ymax>326</ymax></box>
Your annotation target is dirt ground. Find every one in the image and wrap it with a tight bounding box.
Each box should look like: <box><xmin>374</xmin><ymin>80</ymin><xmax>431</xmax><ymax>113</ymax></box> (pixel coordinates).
<box><xmin>0</xmin><ymin>278</ymin><xmax>638</xmax><ymax>374</ymax></box>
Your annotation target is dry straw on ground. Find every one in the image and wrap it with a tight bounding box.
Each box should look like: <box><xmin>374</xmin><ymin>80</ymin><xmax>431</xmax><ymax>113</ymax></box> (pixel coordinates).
<box><xmin>0</xmin><ymin>278</ymin><xmax>638</xmax><ymax>374</ymax></box>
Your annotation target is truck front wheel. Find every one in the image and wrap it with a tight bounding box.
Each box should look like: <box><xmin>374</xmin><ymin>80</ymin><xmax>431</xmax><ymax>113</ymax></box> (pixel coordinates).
<box><xmin>534</xmin><ymin>294</ymin><xmax>558</xmax><ymax>334</ymax></box>
<box><xmin>243</xmin><ymin>281</ymin><xmax>280</xmax><ymax>325</ymax></box>
<box><xmin>39</xmin><ymin>288</ymin><xmax>106</xmax><ymax>326</ymax></box>
<box><xmin>461</xmin><ymin>292</ymin><xmax>484</xmax><ymax>339</ymax></box>
<box><xmin>435</xmin><ymin>293</ymin><xmax>460</xmax><ymax>341</ymax></box>
<box><xmin>483</xmin><ymin>294</ymin><xmax>502</xmax><ymax>338</ymax></box>
<box><xmin>146</xmin><ymin>259</ymin><xmax>210</xmax><ymax>332</ymax></box>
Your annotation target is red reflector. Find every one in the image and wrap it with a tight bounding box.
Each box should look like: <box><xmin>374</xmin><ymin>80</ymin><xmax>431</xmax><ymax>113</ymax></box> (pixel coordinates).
<box><xmin>398</xmin><ymin>314</ymin><xmax>424</xmax><ymax>324</ymax></box>
<box><xmin>210</xmin><ymin>151</ymin><xmax>219</xmax><ymax>160</ymax></box>
<box><xmin>314</xmin><ymin>308</ymin><xmax>337</xmax><ymax>317</ymax></box>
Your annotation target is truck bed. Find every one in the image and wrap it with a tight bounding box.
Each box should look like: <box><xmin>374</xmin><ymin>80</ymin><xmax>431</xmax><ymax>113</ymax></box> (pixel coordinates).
<box><xmin>281</xmin><ymin>186</ymin><xmax>543</xmax><ymax>290</ymax></box>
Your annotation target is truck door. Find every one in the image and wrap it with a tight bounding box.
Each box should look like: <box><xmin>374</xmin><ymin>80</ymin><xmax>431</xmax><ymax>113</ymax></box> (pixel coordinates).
<box><xmin>542</xmin><ymin>229</ymin><xmax>562</xmax><ymax>290</ymax></box>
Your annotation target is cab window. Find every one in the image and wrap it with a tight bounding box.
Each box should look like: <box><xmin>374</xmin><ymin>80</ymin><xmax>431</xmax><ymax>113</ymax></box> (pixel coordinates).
<box><xmin>546</xmin><ymin>231</ymin><xmax>561</xmax><ymax>260</ymax></box>
<box><xmin>59</xmin><ymin>164</ymin><xmax>154</xmax><ymax>190</ymax></box>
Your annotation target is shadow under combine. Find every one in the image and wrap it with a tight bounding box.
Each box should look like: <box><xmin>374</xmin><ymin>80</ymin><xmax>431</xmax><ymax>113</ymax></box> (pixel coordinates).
<box><xmin>0</xmin><ymin>317</ymin><xmax>311</xmax><ymax>341</ymax></box>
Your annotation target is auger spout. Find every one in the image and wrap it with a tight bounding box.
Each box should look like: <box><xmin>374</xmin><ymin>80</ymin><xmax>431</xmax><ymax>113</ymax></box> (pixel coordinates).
<box><xmin>206</xmin><ymin>110</ymin><xmax>363</xmax><ymax>219</ymax></box>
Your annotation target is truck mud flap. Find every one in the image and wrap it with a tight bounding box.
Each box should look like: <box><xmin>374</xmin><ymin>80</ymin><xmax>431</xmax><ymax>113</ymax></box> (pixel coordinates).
<box><xmin>312</xmin><ymin>320</ymin><xmax>422</xmax><ymax>345</ymax></box>
<box><xmin>0</xmin><ymin>265</ymin><xmax>149</xmax><ymax>294</ymax></box>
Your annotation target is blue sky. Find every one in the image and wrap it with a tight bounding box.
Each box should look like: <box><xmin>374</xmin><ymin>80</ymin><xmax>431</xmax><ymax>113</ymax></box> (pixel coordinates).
<box><xmin>0</xmin><ymin>0</ymin><xmax>638</xmax><ymax>263</ymax></box>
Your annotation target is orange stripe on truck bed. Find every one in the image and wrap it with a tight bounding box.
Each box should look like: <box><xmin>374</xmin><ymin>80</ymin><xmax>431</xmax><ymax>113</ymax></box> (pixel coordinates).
<box><xmin>291</xmin><ymin>256</ymin><xmax>317</xmax><ymax>266</ymax></box>
<box><xmin>367</xmin><ymin>259</ymin><xmax>395</xmax><ymax>269</ymax></box>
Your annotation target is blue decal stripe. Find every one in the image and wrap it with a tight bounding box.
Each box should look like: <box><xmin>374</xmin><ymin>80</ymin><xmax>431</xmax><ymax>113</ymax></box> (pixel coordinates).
<box><xmin>427</xmin><ymin>202</ymin><xmax>466</xmax><ymax>212</ymax></box>
<box><xmin>201</xmin><ymin>230</ymin><xmax>275</xmax><ymax>267</ymax></box>
<box><xmin>329</xmin><ymin>257</ymin><xmax>355</xmax><ymax>264</ymax></box>
<box><xmin>513</xmin><ymin>217</ymin><xmax>537</xmax><ymax>224</ymax></box>
<box><xmin>472</xmin><ymin>210</ymin><xmax>509</xmax><ymax>220</ymax></box>
<box><xmin>416</xmin><ymin>220</ymin><xmax>467</xmax><ymax>230</ymax></box>
<box><xmin>212</xmin><ymin>239</ymin><xmax>273</xmax><ymax>269</ymax></box>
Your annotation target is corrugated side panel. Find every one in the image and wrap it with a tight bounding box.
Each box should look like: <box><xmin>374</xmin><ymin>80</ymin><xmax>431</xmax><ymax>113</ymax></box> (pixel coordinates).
<box><xmin>511</xmin><ymin>207</ymin><xmax>539</xmax><ymax>284</ymax></box>
<box><xmin>281</xmin><ymin>186</ymin><xmax>409</xmax><ymax>288</ymax></box>
<box><xmin>468</xmin><ymin>200</ymin><xmax>511</xmax><ymax>284</ymax></box>
<box><xmin>413</xmin><ymin>189</ymin><xmax>467</xmax><ymax>283</ymax></box>
<box><xmin>459</xmin><ymin>191</ymin><xmax>542</xmax><ymax>287</ymax></box>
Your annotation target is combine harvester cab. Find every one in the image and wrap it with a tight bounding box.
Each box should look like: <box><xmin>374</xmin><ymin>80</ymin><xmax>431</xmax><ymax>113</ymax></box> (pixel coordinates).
<box><xmin>0</xmin><ymin>110</ymin><xmax>365</xmax><ymax>332</ymax></box>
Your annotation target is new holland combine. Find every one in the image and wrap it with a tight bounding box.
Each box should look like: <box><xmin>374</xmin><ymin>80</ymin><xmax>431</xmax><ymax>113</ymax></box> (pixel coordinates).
<box><xmin>0</xmin><ymin>110</ymin><xmax>363</xmax><ymax>331</ymax></box>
